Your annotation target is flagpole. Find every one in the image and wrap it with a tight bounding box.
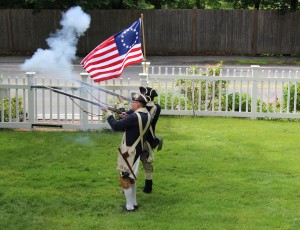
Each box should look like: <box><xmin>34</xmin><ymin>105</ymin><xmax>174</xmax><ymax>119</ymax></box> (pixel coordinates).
<box><xmin>141</xmin><ymin>14</ymin><xmax>147</xmax><ymax>73</ymax></box>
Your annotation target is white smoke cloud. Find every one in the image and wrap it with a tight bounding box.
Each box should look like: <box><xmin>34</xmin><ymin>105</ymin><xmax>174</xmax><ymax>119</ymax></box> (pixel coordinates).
<box><xmin>20</xmin><ymin>6</ymin><xmax>91</xmax><ymax>80</ymax></box>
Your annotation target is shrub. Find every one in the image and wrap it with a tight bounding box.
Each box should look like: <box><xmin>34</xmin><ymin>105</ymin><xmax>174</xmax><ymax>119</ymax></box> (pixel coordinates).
<box><xmin>155</xmin><ymin>92</ymin><xmax>185</xmax><ymax>110</ymax></box>
<box><xmin>0</xmin><ymin>96</ymin><xmax>25</xmax><ymax>122</ymax></box>
<box><xmin>257</xmin><ymin>98</ymin><xmax>282</xmax><ymax>113</ymax></box>
<box><xmin>226</xmin><ymin>93</ymin><xmax>283</xmax><ymax>113</ymax></box>
<box><xmin>175</xmin><ymin>61</ymin><xmax>227</xmax><ymax>111</ymax></box>
<box><xmin>227</xmin><ymin>93</ymin><xmax>251</xmax><ymax>112</ymax></box>
<box><xmin>283</xmin><ymin>83</ymin><xmax>300</xmax><ymax>112</ymax></box>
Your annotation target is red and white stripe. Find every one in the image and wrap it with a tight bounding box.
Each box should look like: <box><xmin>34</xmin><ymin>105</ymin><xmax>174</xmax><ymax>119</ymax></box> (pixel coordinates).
<box><xmin>81</xmin><ymin>36</ymin><xmax>143</xmax><ymax>82</ymax></box>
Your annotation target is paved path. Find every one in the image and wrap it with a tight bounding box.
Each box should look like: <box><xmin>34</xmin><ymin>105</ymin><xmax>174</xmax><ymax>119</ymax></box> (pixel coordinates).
<box><xmin>1</xmin><ymin>55</ymin><xmax>300</xmax><ymax>65</ymax></box>
<box><xmin>1</xmin><ymin>55</ymin><xmax>299</xmax><ymax>81</ymax></box>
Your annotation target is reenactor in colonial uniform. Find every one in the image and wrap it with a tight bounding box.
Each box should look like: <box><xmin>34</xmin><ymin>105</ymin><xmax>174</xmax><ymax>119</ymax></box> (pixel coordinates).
<box><xmin>101</xmin><ymin>93</ymin><xmax>151</xmax><ymax>212</ymax></box>
<box><xmin>139</xmin><ymin>86</ymin><xmax>162</xmax><ymax>193</ymax></box>
<box><xmin>118</xmin><ymin>87</ymin><xmax>162</xmax><ymax>194</ymax></box>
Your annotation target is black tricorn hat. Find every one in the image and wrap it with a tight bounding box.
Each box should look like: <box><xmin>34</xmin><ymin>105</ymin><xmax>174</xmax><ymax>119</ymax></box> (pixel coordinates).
<box><xmin>131</xmin><ymin>93</ymin><xmax>149</xmax><ymax>105</ymax></box>
<box><xmin>139</xmin><ymin>86</ymin><xmax>158</xmax><ymax>100</ymax></box>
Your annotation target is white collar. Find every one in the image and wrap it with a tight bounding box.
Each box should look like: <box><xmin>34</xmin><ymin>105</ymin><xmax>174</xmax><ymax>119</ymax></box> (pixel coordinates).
<box><xmin>147</xmin><ymin>101</ymin><xmax>155</xmax><ymax>106</ymax></box>
<box><xmin>135</xmin><ymin>107</ymin><xmax>148</xmax><ymax>113</ymax></box>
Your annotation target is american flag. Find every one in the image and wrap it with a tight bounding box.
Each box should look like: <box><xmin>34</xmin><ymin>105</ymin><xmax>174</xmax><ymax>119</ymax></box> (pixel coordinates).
<box><xmin>81</xmin><ymin>19</ymin><xmax>143</xmax><ymax>82</ymax></box>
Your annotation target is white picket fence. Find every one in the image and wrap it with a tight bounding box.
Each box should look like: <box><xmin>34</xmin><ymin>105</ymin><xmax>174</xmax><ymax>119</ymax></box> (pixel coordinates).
<box><xmin>0</xmin><ymin>65</ymin><xmax>300</xmax><ymax>130</ymax></box>
<box><xmin>147</xmin><ymin>65</ymin><xmax>300</xmax><ymax>119</ymax></box>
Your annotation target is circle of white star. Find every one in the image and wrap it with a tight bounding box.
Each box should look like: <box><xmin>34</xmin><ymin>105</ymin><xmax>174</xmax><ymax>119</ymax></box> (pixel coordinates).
<box><xmin>120</xmin><ymin>28</ymin><xmax>139</xmax><ymax>49</ymax></box>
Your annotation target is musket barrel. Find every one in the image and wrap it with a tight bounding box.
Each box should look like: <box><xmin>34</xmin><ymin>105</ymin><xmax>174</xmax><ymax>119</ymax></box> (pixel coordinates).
<box><xmin>75</xmin><ymin>79</ymin><xmax>131</xmax><ymax>101</ymax></box>
<box><xmin>42</xmin><ymin>86</ymin><xmax>122</xmax><ymax>114</ymax></box>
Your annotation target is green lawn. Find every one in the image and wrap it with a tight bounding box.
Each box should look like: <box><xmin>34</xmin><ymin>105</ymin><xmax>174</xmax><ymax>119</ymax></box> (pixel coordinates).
<box><xmin>1</xmin><ymin>116</ymin><xmax>300</xmax><ymax>230</ymax></box>
<box><xmin>191</xmin><ymin>58</ymin><xmax>300</xmax><ymax>66</ymax></box>
<box><xmin>233</xmin><ymin>59</ymin><xmax>300</xmax><ymax>66</ymax></box>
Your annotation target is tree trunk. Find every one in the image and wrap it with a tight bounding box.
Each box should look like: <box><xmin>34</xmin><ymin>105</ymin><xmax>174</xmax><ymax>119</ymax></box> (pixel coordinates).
<box><xmin>196</xmin><ymin>0</ymin><xmax>201</xmax><ymax>9</ymax></box>
<box><xmin>254</xmin><ymin>0</ymin><xmax>261</xmax><ymax>10</ymax></box>
<box><xmin>290</xmin><ymin>0</ymin><xmax>297</xmax><ymax>11</ymax></box>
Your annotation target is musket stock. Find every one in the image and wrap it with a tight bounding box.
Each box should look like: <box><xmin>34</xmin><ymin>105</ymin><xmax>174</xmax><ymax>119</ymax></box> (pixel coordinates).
<box><xmin>118</xmin><ymin>147</ymin><xmax>137</xmax><ymax>180</ymax></box>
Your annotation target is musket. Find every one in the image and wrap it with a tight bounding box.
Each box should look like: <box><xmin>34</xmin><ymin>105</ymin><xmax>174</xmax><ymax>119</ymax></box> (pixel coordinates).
<box><xmin>118</xmin><ymin>147</ymin><xmax>137</xmax><ymax>180</ymax></box>
<box><xmin>75</xmin><ymin>79</ymin><xmax>131</xmax><ymax>101</ymax></box>
<box><xmin>41</xmin><ymin>86</ymin><xmax>122</xmax><ymax>114</ymax></box>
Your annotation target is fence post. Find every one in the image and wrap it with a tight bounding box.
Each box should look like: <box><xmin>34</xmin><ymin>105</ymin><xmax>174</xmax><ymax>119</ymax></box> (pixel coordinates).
<box><xmin>26</xmin><ymin>72</ymin><xmax>35</xmax><ymax>130</ymax></box>
<box><xmin>80</xmin><ymin>73</ymin><xmax>89</xmax><ymax>131</ymax></box>
<box><xmin>139</xmin><ymin>61</ymin><xmax>150</xmax><ymax>86</ymax></box>
<box><xmin>251</xmin><ymin>65</ymin><xmax>260</xmax><ymax>120</ymax></box>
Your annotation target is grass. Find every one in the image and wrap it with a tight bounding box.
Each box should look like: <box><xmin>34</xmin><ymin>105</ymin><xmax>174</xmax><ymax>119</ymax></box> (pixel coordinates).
<box><xmin>193</xmin><ymin>58</ymin><xmax>300</xmax><ymax>66</ymax></box>
<box><xmin>233</xmin><ymin>59</ymin><xmax>300</xmax><ymax>66</ymax></box>
<box><xmin>1</xmin><ymin>116</ymin><xmax>300</xmax><ymax>229</ymax></box>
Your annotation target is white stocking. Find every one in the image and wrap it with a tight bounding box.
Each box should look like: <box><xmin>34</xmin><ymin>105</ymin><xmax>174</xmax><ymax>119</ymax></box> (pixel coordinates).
<box><xmin>123</xmin><ymin>187</ymin><xmax>134</xmax><ymax>210</ymax></box>
<box><xmin>131</xmin><ymin>183</ymin><xmax>137</xmax><ymax>206</ymax></box>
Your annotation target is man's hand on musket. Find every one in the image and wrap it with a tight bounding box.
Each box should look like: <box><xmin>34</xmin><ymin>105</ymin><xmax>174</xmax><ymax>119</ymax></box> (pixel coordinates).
<box><xmin>101</xmin><ymin>106</ymin><xmax>112</xmax><ymax>116</ymax></box>
<box><xmin>119</xmin><ymin>112</ymin><xmax>127</xmax><ymax>119</ymax></box>
<box><xmin>117</xmin><ymin>95</ymin><xmax>128</xmax><ymax>119</ymax></box>
<box><xmin>101</xmin><ymin>105</ymin><xmax>108</xmax><ymax>112</ymax></box>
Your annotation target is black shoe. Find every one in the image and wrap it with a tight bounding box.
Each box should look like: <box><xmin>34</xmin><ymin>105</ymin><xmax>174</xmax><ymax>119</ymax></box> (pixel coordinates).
<box><xmin>143</xmin><ymin>180</ymin><xmax>152</xmax><ymax>194</ymax></box>
<box><xmin>156</xmin><ymin>136</ymin><xmax>163</xmax><ymax>151</ymax></box>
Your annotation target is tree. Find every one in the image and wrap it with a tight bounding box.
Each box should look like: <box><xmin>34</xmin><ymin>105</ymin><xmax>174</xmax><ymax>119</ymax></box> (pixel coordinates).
<box><xmin>145</xmin><ymin>0</ymin><xmax>195</xmax><ymax>9</ymax></box>
<box><xmin>0</xmin><ymin>0</ymin><xmax>298</xmax><ymax>10</ymax></box>
<box><xmin>0</xmin><ymin>0</ymin><xmax>145</xmax><ymax>10</ymax></box>
<box><xmin>196</xmin><ymin>0</ymin><xmax>201</xmax><ymax>8</ymax></box>
<box><xmin>290</xmin><ymin>0</ymin><xmax>298</xmax><ymax>11</ymax></box>
<box><xmin>223</xmin><ymin>0</ymin><xmax>298</xmax><ymax>14</ymax></box>
<box><xmin>224</xmin><ymin>0</ymin><xmax>262</xmax><ymax>9</ymax></box>
<box><xmin>145</xmin><ymin>0</ymin><xmax>159</xmax><ymax>8</ymax></box>
<box><xmin>267</xmin><ymin>0</ymin><xmax>299</xmax><ymax>14</ymax></box>
<box><xmin>254</xmin><ymin>0</ymin><xmax>261</xmax><ymax>9</ymax></box>
<box><xmin>146</xmin><ymin>0</ymin><xmax>223</xmax><ymax>9</ymax></box>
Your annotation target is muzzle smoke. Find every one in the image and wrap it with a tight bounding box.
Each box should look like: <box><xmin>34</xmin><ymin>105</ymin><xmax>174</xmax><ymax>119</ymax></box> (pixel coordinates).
<box><xmin>20</xmin><ymin>6</ymin><xmax>91</xmax><ymax>80</ymax></box>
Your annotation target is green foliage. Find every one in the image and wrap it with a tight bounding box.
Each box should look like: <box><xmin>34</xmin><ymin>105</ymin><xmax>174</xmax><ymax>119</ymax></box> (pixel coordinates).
<box><xmin>154</xmin><ymin>91</ymin><xmax>185</xmax><ymax>110</ymax></box>
<box><xmin>224</xmin><ymin>0</ymin><xmax>299</xmax><ymax>12</ymax></box>
<box><xmin>146</xmin><ymin>0</ymin><xmax>195</xmax><ymax>9</ymax></box>
<box><xmin>1</xmin><ymin>0</ymin><xmax>298</xmax><ymax>10</ymax></box>
<box><xmin>0</xmin><ymin>0</ymin><xmax>153</xmax><ymax>10</ymax></box>
<box><xmin>283</xmin><ymin>83</ymin><xmax>300</xmax><ymax>112</ymax></box>
<box><xmin>174</xmin><ymin>62</ymin><xmax>227</xmax><ymax>111</ymax></box>
<box><xmin>168</xmin><ymin>0</ymin><xmax>197</xmax><ymax>9</ymax></box>
<box><xmin>204</xmin><ymin>0</ymin><xmax>222</xmax><ymax>9</ymax></box>
<box><xmin>0</xmin><ymin>96</ymin><xmax>24</xmax><ymax>122</ymax></box>
<box><xmin>227</xmin><ymin>93</ymin><xmax>251</xmax><ymax>112</ymax></box>
<box><xmin>203</xmin><ymin>61</ymin><xmax>223</xmax><ymax>76</ymax></box>
<box><xmin>273</xmin><ymin>0</ymin><xmax>291</xmax><ymax>14</ymax></box>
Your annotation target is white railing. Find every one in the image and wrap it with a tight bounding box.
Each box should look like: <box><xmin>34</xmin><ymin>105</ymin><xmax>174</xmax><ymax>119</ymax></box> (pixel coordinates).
<box><xmin>0</xmin><ymin>72</ymin><xmax>140</xmax><ymax>130</ymax></box>
<box><xmin>1</xmin><ymin>65</ymin><xmax>300</xmax><ymax>130</ymax></box>
<box><xmin>144</xmin><ymin>65</ymin><xmax>300</xmax><ymax>119</ymax></box>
